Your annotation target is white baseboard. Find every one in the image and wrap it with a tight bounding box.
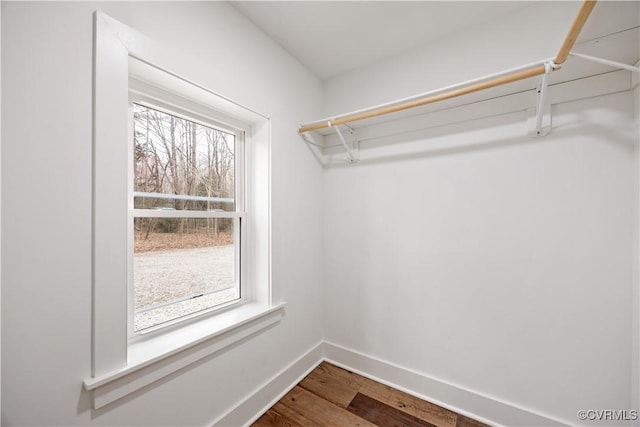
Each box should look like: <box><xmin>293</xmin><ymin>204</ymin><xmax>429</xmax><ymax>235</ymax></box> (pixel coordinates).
<box><xmin>211</xmin><ymin>341</ymin><xmax>324</xmax><ymax>426</ymax></box>
<box><xmin>211</xmin><ymin>341</ymin><xmax>572</xmax><ymax>427</ymax></box>
<box><xmin>323</xmin><ymin>341</ymin><xmax>570</xmax><ymax>427</ymax></box>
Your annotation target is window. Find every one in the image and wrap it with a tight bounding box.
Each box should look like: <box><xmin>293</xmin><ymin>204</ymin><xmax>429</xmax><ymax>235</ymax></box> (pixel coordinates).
<box><xmin>86</xmin><ymin>12</ymin><xmax>282</xmax><ymax>409</ymax></box>
<box><xmin>129</xmin><ymin>101</ymin><xmax>246</xmax><ymax>333</ymax></box>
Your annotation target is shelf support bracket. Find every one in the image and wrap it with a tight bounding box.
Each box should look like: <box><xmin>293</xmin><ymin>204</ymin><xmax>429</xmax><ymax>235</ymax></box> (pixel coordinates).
<box><xmin>299</xmin><ymin>129</ymin><xmax>327</xmax><ymax>165</ymax></box>
<box><xmin>569</xmin><ymin>52</ymin><xmax>640</xmax><ymax>74</ymax></box>
<box><xmin>528</xmin><ymin>61</ymin><xmax>556</xmax><ymax>137</ymax></box>
<box><xmin>330</xmin><ymin>121</ymin><xmax>358</xmax><ymax>163</ymax></box>
<box><xmin>300</xmin><ymin>129</ymin><xmax>321</xmax><ymax>147</ymax></box>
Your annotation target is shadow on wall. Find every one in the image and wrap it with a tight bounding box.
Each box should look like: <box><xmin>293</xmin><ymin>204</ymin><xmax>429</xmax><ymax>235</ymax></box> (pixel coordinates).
<box><xmin>318</xmin><ymin>98</ymin><xmax>636</xmax><ymax>169</ymax></box>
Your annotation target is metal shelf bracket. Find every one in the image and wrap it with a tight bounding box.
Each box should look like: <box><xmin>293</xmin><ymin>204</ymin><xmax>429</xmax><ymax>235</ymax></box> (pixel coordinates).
<box><xmin>299</xmin><ymin>121</ymin><xmax>358</xmax><ymax>164</ymax></box>
<box><xmin>569</xmin><ymin>52</ymin><xmax>640</xmax><ymax>74</ymax></box>
<box><xmin>528</xmin><ymin>61</ymin><xmax>556</xmax><ymax>137</ymax></box>
<box><xmin>331</xmin><ymin>121</ymin><xmax>358</xmax><ymax>163</ymax></box>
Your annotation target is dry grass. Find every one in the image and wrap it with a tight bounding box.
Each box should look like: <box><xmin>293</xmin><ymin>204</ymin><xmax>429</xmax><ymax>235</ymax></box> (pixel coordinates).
<box><xmin>134</xmin><ymin>231</ymin><xmax>233</xmax><ymax>253</ymax></box>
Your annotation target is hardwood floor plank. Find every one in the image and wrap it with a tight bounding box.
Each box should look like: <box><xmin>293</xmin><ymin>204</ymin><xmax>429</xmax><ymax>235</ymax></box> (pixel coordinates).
<box><xmin>299</xmin><ymin>362</ymin><xmax>360</xmax><ymax>407</ymax></box>
<box><xmin>256</xmin><ymin>362</ymin><xmax>489</xmax><ymax>427</ymax></box>
<box><xmin>269</xmin><ymin>401</ymin><xmax>323</xmax><ymax>427</ymax></box>
<box><xmin>347</xmin><ymin>392</ymin><xmax>438</xmax><ymax>427</ymax></box>
<box><xmin>314</xmin><ymin>362</ymin><xmax>458</xmax><ymax>427</ymax></box>
<box><xmin>279</xmin><ymin>385</ymin><xmax>378</xmax><ymax>427</ymax></box>
<box><xmin>252</xmin><ymin>408</ymin><xmax>306</xmax><ymax>427</ymax></box>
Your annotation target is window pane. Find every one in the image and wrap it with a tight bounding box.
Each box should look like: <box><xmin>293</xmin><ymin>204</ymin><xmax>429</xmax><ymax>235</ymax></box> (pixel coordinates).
<box><xmin>133</xmin><ymin>103</ymin><xmax>236</xmax><ymax>211</ymax></box>
<box><xmin>133</xmin><ymin>217</ymin><xmax>239</xmax><ymax>332</ymax></box>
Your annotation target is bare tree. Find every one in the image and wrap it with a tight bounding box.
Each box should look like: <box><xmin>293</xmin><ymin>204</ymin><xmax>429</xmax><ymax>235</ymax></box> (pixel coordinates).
<box><xmin>133</xmin><ymin>104</ymin><xmax>236</xmax><ymax>243</ymax></box>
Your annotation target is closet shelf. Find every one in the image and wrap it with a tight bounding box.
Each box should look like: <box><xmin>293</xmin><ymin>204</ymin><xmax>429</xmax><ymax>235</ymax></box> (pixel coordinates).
<box><xmin>298</xmin><ymin>0</ymin><xmax>638</xmax><ymax>163</ymax></box>
<box><xmin>300</xmin><ymin>63</ymin><xmax>548</xmax><ymax>134</ymax></box>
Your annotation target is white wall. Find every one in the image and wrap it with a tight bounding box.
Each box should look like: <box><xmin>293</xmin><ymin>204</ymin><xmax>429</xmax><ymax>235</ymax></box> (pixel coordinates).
<box><xmin>1</xmin><ymin>2</ymin><xmax>323</xmax><ymax>426</ymax></box>
<box><xmin>322</xmin><ymin>2</ymin><xmax>638</xmax><ymax>425</ymax></box>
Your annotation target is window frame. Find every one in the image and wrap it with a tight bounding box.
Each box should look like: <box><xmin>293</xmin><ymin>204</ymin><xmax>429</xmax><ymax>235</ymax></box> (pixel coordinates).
<box><xmin>127</xmin><ymin>90</ymin><xmax>248</xmax><ymax>337</ymax></box>
<box><xmin>85</xmin><ymin>11</ymin><xmax>282</xmax><ymax>410</ymax></box>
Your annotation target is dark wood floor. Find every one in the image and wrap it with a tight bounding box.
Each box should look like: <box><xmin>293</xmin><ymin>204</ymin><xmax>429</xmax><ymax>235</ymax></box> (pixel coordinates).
<box><xmin>252</xmin><ymin>362</ymin><xmax>488</xmax><ymax>427</ymax></box>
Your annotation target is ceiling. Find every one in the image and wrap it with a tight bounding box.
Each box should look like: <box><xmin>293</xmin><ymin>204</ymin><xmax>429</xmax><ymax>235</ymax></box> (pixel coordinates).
<box><xmin>230</xmin><ymin>1</ymin><xmax>536</xmax><ymax>80</ymax></box>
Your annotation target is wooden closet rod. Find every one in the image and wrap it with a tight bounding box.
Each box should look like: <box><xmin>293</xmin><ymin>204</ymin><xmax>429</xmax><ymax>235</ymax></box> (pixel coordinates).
<box><xmin>555</xmin><ymin>0</ymin><xmax>597</xmax><ymax>65</ymax></box>
<box><xmin>299</xmin><ymin>65</ymin><xmax>546</xmax><ymax>133</ymax></box>
<box><xmin>298</xmin><ymin>0</ymin><xmax>597</xmax><ymax>134</ymax></box>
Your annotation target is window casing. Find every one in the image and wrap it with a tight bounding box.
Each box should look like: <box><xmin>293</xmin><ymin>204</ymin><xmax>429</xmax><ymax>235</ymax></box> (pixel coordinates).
<box><xmin>86</xmin><ymin>12</ymin><xmax>281</xmax><ymax>409</ymax></box>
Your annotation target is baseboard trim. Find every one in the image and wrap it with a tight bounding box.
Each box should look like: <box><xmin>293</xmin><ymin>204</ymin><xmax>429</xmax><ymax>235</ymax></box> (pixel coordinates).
<box><xmin>211</xmin><ymin>341</ymin><xmax>573</xmax><ymax>426</ymax></box>
<box><xmin>211</xmin><ymin>341</ymin><xmax>324</xmax><ymax>426</ymax></box>
<box><xmin>323</xmin><ymin>341</ymin><xmax>570</xmax><ymax>427</ymax></box>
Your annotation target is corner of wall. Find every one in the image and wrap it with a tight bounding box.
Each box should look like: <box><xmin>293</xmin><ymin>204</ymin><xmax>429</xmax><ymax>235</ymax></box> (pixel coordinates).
<box><xmin>211</xmin><ymin>342</ymin><xmax>324</xmax><ymax>426</ymax></box>
<box><xmin>323</xmin><ymin>342</ymin><xmax>571</xmax><ymax>427</ymax></box>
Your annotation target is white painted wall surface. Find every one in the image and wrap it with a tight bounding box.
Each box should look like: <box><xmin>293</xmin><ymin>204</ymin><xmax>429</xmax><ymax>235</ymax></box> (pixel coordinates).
<box><xmin>1</xmin><ymin>2</ymin><xmax>323</xmax><ymax>426</ymax></box>
<box><xmin>322</xmin><ymin>2</ymin><xmax>639</xmax><ymax>425</ymax></box>
<box><xmin>323</xmin><ymin>92</ymin><xmax>636</xmax><ymax>424</ymax></box>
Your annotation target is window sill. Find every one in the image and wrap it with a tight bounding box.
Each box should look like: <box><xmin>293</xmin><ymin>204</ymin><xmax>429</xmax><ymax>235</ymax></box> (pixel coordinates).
<box><xmin>83</xmin><ymin>302</ymin><xmax>286</xmax><ymax>409</ymax></box>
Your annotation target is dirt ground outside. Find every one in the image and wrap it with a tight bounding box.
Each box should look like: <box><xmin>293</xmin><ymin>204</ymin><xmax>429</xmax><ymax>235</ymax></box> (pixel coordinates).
<box><xmin>133</xmin><ymin>231</ymin><xmax>237</xmax><ymax>331</ymax></box>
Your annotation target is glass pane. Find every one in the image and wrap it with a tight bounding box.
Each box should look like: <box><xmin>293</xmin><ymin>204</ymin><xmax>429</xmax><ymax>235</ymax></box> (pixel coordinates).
<box><xmin>133</xmin><ymin>217</ymin><xmax>239</xmax><ymax>332</ymax></box>
<box><xmin>133</xmin><ymin>103</ymin><xmax>236</xmax><ymax>211</ymax></box>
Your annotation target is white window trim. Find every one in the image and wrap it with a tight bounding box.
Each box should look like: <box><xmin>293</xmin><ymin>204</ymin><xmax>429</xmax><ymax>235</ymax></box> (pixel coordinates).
<box><xmin>85</xmin><ymin>11</ymin><xmax>282</xmax><ymax>409</ymax></box>
<box><xmin>84</xmin><ymin>303</ymin><xmax>285</xmax><ymax>409</ymax></box>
